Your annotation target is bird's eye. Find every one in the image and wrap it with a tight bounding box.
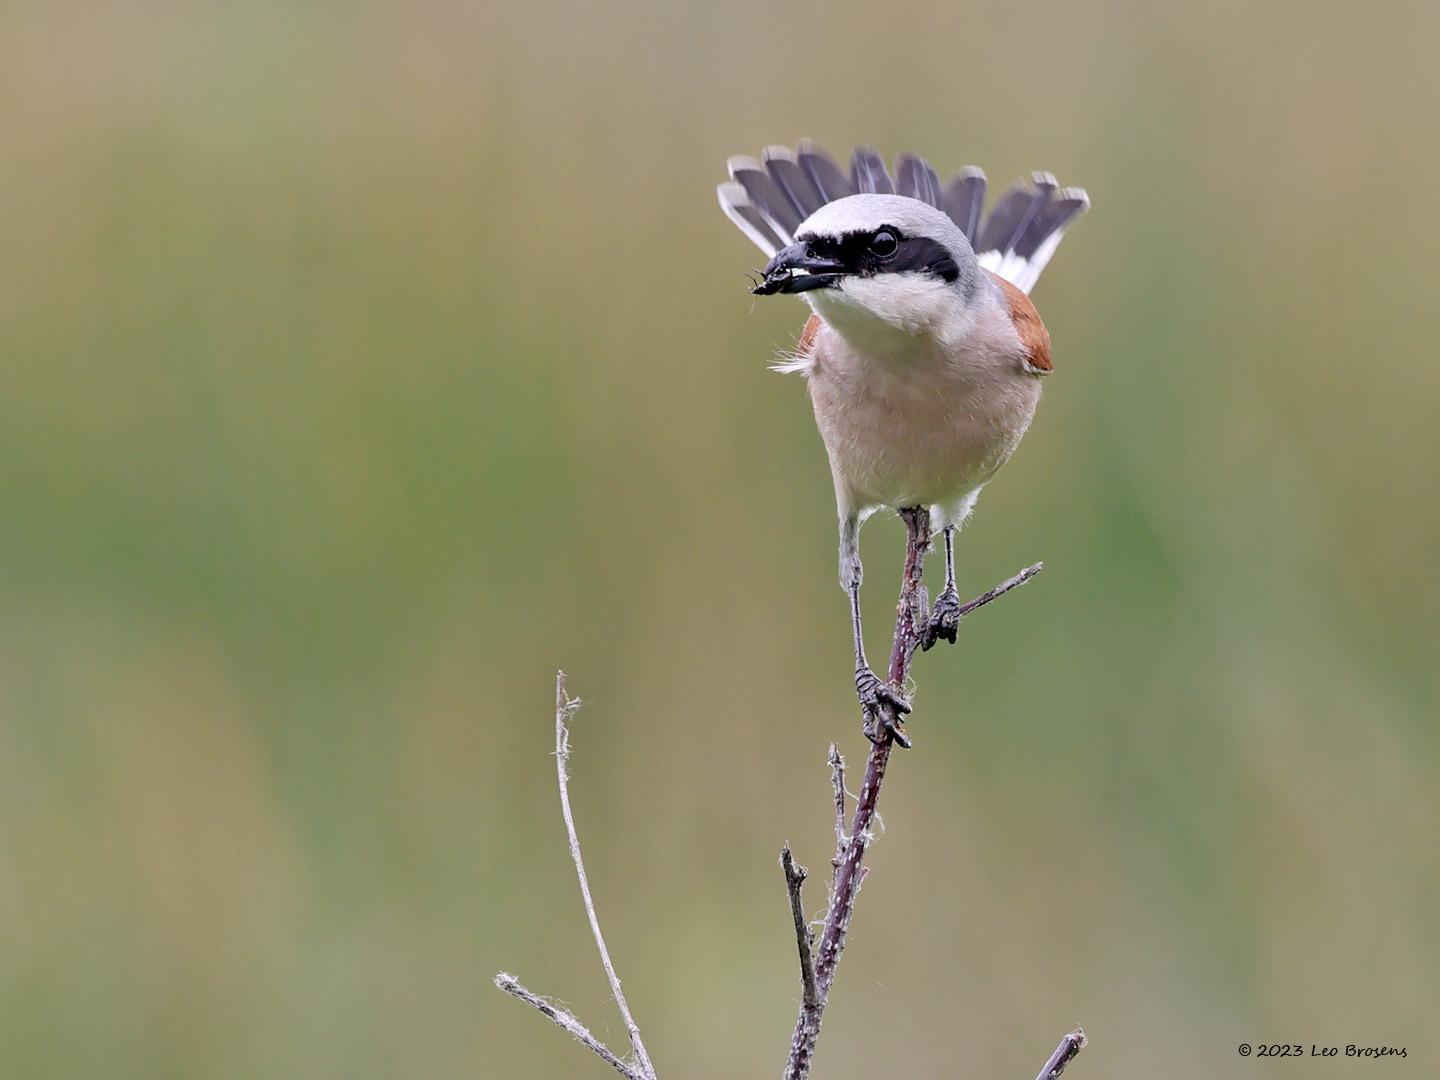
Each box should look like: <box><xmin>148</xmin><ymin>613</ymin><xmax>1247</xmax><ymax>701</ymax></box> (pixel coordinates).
<box><xmin>869</xmin><ymin>229</ymin><xmax>898</xmax><ymax>258</ymax></box>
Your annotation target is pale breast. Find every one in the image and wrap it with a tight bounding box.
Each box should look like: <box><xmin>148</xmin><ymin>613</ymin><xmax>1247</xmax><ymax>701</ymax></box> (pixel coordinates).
<box><xmin>805</xmin><ymin>309</ymin><xmax>1041</xmax><ymax>514</ymax></box>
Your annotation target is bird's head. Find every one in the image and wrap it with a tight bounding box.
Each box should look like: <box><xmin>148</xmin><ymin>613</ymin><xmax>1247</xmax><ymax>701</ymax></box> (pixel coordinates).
<box><xmin>753</xmin><ymin>194</ymin><xmax>986</xmax><ymax>350</ymax></box>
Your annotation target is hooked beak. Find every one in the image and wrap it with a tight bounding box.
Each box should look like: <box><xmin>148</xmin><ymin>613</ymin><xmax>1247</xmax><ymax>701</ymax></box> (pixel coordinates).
<box><xmin>753</xmin><ymin>242</ymin><xmax>846</xmax><ymax>295</ymax></box>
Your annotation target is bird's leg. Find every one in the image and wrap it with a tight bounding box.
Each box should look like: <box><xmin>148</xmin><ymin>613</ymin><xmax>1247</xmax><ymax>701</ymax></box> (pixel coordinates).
<box><xmin>922</xmin><ymin>526</ymin><xmax>963</xmax><ymax>650</ymax></box>
<box><xmin>851</xmin><ymin>581</ymin><xmax>912</xmax><ymax>742</ymax></box>
<box><xmin>841</xmin><ymin>514</ymin><xmax>911</xmax><ymax>741</ymax></box>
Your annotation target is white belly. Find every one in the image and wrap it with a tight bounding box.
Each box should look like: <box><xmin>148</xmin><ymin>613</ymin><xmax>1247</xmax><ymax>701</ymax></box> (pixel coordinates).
<box><xmin>806</xmin><ymin>315</ymin><xmax>1041</xmax><ymax>517</ymax></box>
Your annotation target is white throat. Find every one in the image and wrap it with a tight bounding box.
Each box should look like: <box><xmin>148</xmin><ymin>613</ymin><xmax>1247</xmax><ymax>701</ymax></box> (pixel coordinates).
<box><xmin>807</xmin><ymin>273</ymin><xmax>979</xmax><ymax>359</ymax></box>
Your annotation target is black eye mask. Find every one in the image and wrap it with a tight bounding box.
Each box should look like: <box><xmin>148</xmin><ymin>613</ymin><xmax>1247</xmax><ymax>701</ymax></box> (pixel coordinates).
<box><xmin>803</xmin><ymin>229</ymin><xmax>960</xmax><ymax>283</ymax></box>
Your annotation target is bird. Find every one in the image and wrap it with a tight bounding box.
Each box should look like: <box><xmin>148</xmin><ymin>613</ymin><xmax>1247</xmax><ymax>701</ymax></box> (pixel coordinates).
<box><xmin>717</xmin><ymin>142</ymin><xmax>1088</xmax><ymax>741</ymax></box>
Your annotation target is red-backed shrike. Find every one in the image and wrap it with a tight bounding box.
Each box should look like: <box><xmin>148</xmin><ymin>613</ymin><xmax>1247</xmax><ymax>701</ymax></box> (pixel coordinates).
<box><xmin>718</xmin><ymin>143</ymin><xmax>1088</xmax><ymax>739</ymax></box>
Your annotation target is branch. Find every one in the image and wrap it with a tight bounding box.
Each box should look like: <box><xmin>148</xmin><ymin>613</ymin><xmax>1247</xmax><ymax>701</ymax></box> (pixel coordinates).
<box><xmin>493</xmin><ymin>673</ymin><xmax>658</xmax><ymax>1080</ymax></box>
<box><xmin>783</xmin><ymin>508</ymin><xmax>931</xmax><ymax>1078</ymax></box>
<box><xmin>1033</xmin><ymin>1027</ymin><xmax>1087</xmax><ymax>1080</ymax></box>
<box><xmin>780</xmin><ymin>846</ymin><xmax>819</xmax><ymax>1009</ymax></box>
<box><xmin>493</xmin><ymin>973</ymin><xmax>641</xmax><ymax>1080</ymax></box>
<box><xmin>784</xmin><ymin>510</ymin><xmax>1057</xmax><ymax>1079</ymax></box>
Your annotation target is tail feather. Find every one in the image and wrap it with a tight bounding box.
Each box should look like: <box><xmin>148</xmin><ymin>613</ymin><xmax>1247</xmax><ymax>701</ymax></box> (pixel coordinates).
<box><xmin>974</xmin><ymin>174</ymin><xmax>1088</xmax><ymax>294</ymax></box>
<box><xmin>894</xmin><ymin>152</ymin><xmax>942</xmax><ymax>207</ymax></box>
<box><xmin>728</xmin><ymin>155</ymin><xmax>802</xmax><ymax>242</ymax></box>
<box><xmin>763</xmin><ymin>145</ymin><xmax>827</xmax><ymax>220</ymax></box>
<box><xmin>942</xmin><ymin>166</ymin><xmax>987</xmax><ymax>245</ymax></box>
<box><xmin>976</xmin><ymin>184</ymin><xmax>1045</xmax><ymax>255</ymax></box>
<box><xmin>797</xmin><ymin>141</ymin><xmax>853</xmax><ymax>202</ymax></box>
<box><xmin>849</xmin><ymin>146</ymin><xmax>895</xmax><ymax>194</ymax></box>
<box><xmin>1015</xmin><ymin>187</ymin><xmax>1087</xmax><ymax>259</ymax></box>
<box><xmin>717</xmin><ymin>181</ymin><xmax>783</xmax><ymax>258</ymax></box>
<box><xmin>1006</xmin><ymin>187</ymin><xmax>1089</xmax><ymax>293</ymax></box>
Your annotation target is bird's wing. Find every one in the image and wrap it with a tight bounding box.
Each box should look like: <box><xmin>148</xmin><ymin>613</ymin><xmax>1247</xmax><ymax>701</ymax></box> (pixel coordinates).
<box><xmin>986</xmin><ymin>270</ymin><xmax>1053</xmax><ymax>374</ymax></box>
<box><xmin>718</xmin><ymin>143</ymin><xmax>1089</xmax><ymax>293</ymax></box>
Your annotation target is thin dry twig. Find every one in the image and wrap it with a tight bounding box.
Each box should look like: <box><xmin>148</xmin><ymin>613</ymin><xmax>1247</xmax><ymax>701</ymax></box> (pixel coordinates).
<box><xmin>493</xmin><ymin>673</ymin><xmax>658</xmax><ymax>1080</ymax></box>
<box><xmin>552</xmin><ymin>673</ymin><xmax>657</xmax><ymax>1080</ymax></box>
<box><xmin>493</xmin><ymin>973</ymin><xmax>640</xmax><ymax>1080</ymax></box>
<box><xmin>781</xmin><ymin>846</ymin><xmax>819</xmax><ymax>1009</ymax></box>
<box><xmin>1033</xmin><ymin>1027</ymin><xmax>1088</xmax><ymax>1080</ymax></box>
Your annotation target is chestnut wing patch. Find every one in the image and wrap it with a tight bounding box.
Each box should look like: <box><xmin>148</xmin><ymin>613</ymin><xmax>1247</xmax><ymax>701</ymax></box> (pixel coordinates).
<box><xmin>987</xmin><ymin>270</ymin><xmax>1052</xmax><ymax>374</ymax></box>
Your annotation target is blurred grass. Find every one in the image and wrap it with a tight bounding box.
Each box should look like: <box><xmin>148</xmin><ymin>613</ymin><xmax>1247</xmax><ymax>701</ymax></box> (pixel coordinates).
<box><xmin>0</xmin><ymin>1</ymin><xmax>1437</xmax><ymax>1077</ymax></box>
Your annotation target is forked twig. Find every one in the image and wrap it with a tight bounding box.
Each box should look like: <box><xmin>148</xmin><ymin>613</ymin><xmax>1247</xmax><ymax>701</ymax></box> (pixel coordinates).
<box><xmin>493</xmin><ymin>673</ymin><xmax>657</xmax><ymax>1080</ymax></box>
<box><xmin>553</xmin><ymin>675</ymin><xmax>656</xmax><ymax>1079</ymax></box>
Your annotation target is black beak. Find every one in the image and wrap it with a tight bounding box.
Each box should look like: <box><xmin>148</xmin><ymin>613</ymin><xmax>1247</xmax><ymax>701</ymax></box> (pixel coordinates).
<box><xmin>753</xmin><ymin>242</ymin><xmax>846</xmax><ymax>295</ymax></box>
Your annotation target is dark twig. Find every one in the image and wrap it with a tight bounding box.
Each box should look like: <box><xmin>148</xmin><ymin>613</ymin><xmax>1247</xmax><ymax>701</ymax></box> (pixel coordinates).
<box><xmin>493</xmin><ymin>674</ymin><xmax>657</xmax><ymax>1080</ymax></box>
<box><xmin>781</xmin><ymin>846</ymin><xmax>819</xmax><ymax>1009</ymax></box>
<box><xmin>493</xmin><ymin>973</ymin><xmax>641</xmax><ymax>1080</ymax></box>
<box><xmin>1033</xmin><ymin>1027</ymin><xmax>1088</xmax><ymax>1080</ymax></box>
<box><xmin>906</xmin><ymin>561</ymin><xmax>1045</xmax><ymax>668</ymax></box>
<box><xmin>956</xmin><ymin>561</ymin><xmax>1044</xmax><ymax>618</ymax></box>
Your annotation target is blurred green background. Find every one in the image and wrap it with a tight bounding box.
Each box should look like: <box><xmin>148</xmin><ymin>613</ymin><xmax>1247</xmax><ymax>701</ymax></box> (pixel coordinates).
<box><xmin>2</xmin><ymin>1</ymin><xmax>1437</xmax><ymax>1077</ymax></box>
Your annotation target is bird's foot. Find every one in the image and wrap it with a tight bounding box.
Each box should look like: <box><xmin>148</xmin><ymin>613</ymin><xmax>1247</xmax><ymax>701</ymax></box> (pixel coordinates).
<box><xmin>921</xmin><ymin>585</ymin><xmax>962</xmax><ymax>650</ymax></box>
<box><xmin>856</xmin><ymin>666</ymin><xmax>912</xmax><ymax>748</ymax></box>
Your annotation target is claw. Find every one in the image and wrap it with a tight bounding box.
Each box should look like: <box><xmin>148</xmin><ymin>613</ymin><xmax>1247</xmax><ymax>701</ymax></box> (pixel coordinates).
<box><xmin>921</xmin><ymin>586</ymin><xmax>962</xmax><ymax>651</ymax></box>
<box><xmin>855</xmin><ymin>667</ymin><xmax>910</xmax><ymax>714</ymax></box>
<box><xmin>855</xmin><ymin>666</ymin><xmax>912</xmax><ymax>748</ymax></box>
